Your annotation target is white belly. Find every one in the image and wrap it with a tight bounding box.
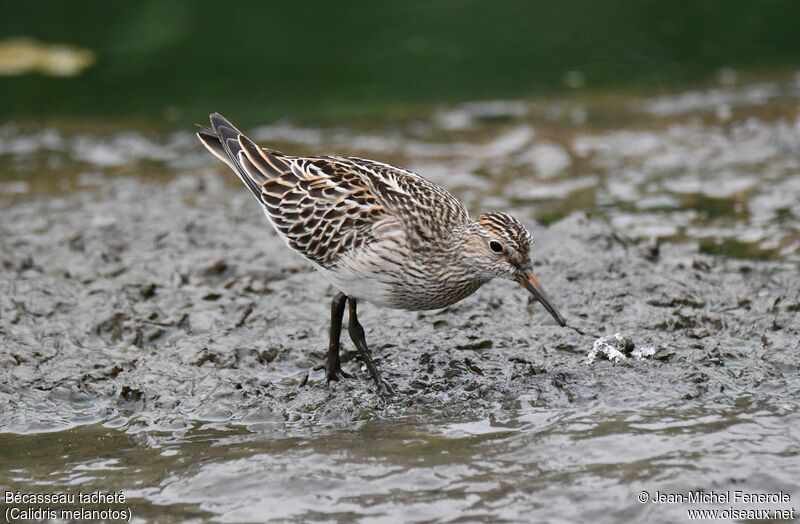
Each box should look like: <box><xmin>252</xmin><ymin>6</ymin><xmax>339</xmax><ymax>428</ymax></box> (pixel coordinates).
<box><xmin>313</xmin><ymin>262</ymin><xmax>396</xmax><ymax>308</ymax></box>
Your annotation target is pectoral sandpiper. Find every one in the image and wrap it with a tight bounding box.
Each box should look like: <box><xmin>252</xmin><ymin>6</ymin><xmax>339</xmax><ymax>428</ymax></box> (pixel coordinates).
<box><xmin>198</xmin><ymin>113</ymin><xmax>566</xmax><ymax>395</ymax></box>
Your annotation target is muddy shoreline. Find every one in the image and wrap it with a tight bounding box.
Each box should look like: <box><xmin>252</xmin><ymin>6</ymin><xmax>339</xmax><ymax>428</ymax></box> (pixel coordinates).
<box><xmin>2</xmin><ymin>173</ymin><xmax>797</xmax><ymax>435</ymax></box>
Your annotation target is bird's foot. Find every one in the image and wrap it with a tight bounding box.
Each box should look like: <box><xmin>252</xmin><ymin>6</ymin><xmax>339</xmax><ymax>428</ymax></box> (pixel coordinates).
<box><xmin>374</xmin><ymin>376</ymin><xmax>396</xmax><ymax>398</ymax></box>
<box><xmin>361</xmin><ymin>366</ymin><xmax>395</xmax><ymax>397</ymax></box>
<box><xmin>312</xmin><ymin>363</ymin><xmax>354</xmax><ymax>383</ymax></box>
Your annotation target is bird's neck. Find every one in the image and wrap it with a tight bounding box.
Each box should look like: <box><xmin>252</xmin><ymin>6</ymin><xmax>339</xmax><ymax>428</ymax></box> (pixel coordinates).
<box><xmin>436</xmin><ymin>223</ymin><xmax>494</xmax><ymax>283</ymax></box>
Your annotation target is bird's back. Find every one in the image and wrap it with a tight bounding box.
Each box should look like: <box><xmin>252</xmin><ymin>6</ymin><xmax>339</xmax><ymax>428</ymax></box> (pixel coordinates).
<box><xmin>198</xmin><ymin>113</ymin><xmax>481</xmax><ymax>309</ymax></box>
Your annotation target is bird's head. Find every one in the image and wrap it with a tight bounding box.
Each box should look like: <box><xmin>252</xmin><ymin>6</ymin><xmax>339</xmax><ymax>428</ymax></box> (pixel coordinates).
<box><xmin>462</xmin><ymin>211</ymin><xmax>566</xmax><ymax>326</ymax></box>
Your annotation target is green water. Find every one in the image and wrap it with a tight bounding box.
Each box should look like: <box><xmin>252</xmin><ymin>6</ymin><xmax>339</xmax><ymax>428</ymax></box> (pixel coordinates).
<box><xmin>4</xmin><ymin>0</ymin><xmax>800</xmax><ymax>125</ymax></box>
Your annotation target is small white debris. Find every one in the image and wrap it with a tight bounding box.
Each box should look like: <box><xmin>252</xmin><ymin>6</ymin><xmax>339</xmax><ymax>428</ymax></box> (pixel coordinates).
<box><xmin>587</xmin><ymin>333</ymin><xmax>630</xmax><ymax>363</ymax></box>
<box><xmin>632</xmin><ymin>346</ymin><xmax>656</xmax><ymax>359</ymax></box>
<box><xmin>586</xmin><ymin>333</ymin><xmax>655</xmax><ymax>364</ymax></box>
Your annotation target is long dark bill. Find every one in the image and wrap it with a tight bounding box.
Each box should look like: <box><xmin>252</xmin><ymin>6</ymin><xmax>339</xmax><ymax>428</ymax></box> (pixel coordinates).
<box><xmin>517</xmin><ymin>271</ymin><xmax>567</xmax><ymax>327</ymax></box>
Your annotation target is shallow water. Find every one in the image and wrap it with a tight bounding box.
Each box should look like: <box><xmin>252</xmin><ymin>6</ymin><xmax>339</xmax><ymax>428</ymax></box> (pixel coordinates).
<box><xmin>1</xmin><ymin>79</ymin><xmax>799</xmax><ymax>522</ymax></box>
<box><xmin>2</xmin><ymin>406</ymin><xmax>798</xmax><ymax>522</ymax></box>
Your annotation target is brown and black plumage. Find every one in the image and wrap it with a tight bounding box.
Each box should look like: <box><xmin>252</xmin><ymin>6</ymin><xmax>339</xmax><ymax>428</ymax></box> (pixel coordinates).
<box><xmin>198</xmin><ymin>113</ymin><xmax>566</xmax><ymax>395</ymax></box>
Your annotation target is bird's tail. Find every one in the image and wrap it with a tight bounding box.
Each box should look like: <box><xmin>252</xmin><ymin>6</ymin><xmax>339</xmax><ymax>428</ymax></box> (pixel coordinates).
<box><xmin>196</xmin><ymin>113</ymin><xmax>292</xmax><ymax>201</ymax></box>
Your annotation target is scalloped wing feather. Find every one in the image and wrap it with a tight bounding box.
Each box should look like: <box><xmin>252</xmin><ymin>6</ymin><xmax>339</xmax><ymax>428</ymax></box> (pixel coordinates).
<box><xmin>260</xmin><ymin>158</ymin><xmax>391</xmax><ymax>267</ymax></box>
<box><xmin>198</xmin><ymin>113</ymin><xmax>471</xmax><ymax>270</ymax></box>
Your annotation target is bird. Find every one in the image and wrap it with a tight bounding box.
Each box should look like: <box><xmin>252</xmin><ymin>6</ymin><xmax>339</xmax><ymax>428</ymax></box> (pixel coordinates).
<box><xmin>197</xmin><ymin>113</ymin><xmax>566</xmax><ymax>395</ymax></box>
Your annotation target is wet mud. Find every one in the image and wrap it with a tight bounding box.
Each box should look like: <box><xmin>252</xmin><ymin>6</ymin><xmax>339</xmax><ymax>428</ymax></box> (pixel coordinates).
<box><xmin>2</xmin><ymin>172</ymin><xmax>796</xmax><ymax>433</ymax></box>
<box><xmin>1</xmin><ymin>79</ymin><xmax>800</xmax><ymax>522</ymax></box>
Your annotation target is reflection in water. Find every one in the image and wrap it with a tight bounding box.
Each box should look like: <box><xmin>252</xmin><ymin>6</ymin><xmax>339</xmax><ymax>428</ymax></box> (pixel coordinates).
<box><xmin>0</xmin><ymin>38</ymin><xmax>95</xmax><ymax>77</ymax></box>
<box><xmin>1</xmin><ymin>405</ymin><xmax>797</xmax><ymax>523</ymax></box>
<box><xmin>5</xmin><ymin>0</ymin><xmax>800</xmax><ymax>123</ymax></box>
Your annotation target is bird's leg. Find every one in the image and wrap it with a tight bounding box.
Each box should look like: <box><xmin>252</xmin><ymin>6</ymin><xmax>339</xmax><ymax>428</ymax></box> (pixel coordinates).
<box><xmin>314</xmin><ymin>292</ymin><xmax>353</xmax><ymax>382</ymax></box>
<box><xmin>347</xmin><ymin>298</ymin><xmax>395</xmax><ymax>396</ymax></box>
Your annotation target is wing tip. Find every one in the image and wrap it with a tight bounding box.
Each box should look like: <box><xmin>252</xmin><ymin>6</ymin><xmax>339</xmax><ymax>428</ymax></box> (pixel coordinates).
<box><xmin>197</xmin><ymin>130</ymin><xmax>232</xmax><ymax>167</ymax></box>
<box><xmin>209</xmin><ymin>112</ymin><xmax>242</xmax><ymax>138</ymax></box>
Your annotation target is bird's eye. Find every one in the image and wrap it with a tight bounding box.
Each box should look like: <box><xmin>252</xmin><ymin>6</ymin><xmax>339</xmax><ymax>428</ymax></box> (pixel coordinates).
<box><xmin>489</xmin><ymin>240</ymin><xmax>504</xmax><ymax>253</ymax></box>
